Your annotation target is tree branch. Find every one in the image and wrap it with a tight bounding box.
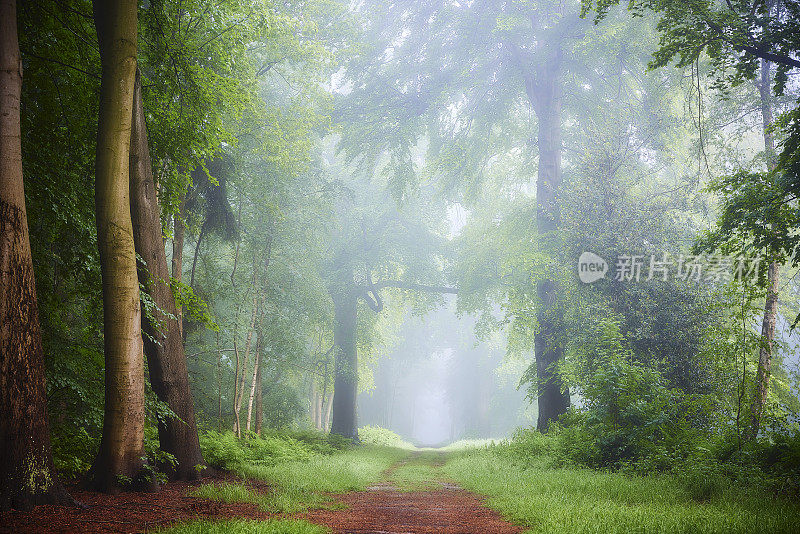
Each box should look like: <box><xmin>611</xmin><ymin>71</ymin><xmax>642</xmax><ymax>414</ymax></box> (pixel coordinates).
<box><xmin>371</xmin><ymin>280</ymin><xmax>458</xmax><ymax>294</ymax></box>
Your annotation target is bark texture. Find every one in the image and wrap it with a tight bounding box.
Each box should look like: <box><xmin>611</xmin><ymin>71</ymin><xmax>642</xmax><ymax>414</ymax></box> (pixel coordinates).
<box><xmin>129</xmin><ymin>71</ymin><xmax>204</xmax><ymax>480</ymax></box>
<box><xmin>0</xmin><ymin>0</ymin><xmax>71</xmax><ymax>509</ymax></box>
<box><xmin>90</xmin><ymin>0</ymin><xmax>147</xmax><ymax>492</ymax></box>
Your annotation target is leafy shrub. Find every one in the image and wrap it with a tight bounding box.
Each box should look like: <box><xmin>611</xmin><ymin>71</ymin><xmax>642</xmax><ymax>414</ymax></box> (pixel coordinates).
<box><xmin>357</xmin><ymin>425</ymin><xmax>414</xmax><ymax>448</ymax></box>
<box><xmin>199</xmin><ymin>429</ymin><xmax>352</xmax><ymax>472</ymax></box>
<box><xmin>51</xmin><ymin>426</ymin><xmax>98</xmax><ymax>479</ymax></box>
<box><xmin>277</xmin><ymin>428</ymin><xmax>352</xmax><ymax>454</ymax></box>
<box><xmin>558</xmin><ymin>319</ymin><xmax>710</xmax><ymax>470</ymax></box>
<box><xmin>199</xmin><ymin>430</ymin><xmax>248</xmax><ymax>469</ymax></box>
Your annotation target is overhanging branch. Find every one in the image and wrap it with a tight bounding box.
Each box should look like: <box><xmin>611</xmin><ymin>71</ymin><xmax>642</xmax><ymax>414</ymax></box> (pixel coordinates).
<box><xmin>372</xmin><ymin>280</ymin><xmax>458</xmax><ymax>294</ymax></box>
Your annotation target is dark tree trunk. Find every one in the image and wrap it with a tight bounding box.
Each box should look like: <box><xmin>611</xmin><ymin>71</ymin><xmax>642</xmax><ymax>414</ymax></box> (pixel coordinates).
<box><xmin>129</xmin><ymin>71</ymin><xmax>204</xmax><ymax>480</ymax></box>
<box><xmin>0</xmin><ymin>0</ymin><xmax>72</xmax><ymax>510</ymax></box>
<box><xmin>524</xmin><ymin>51</ymin><xmax>570</xmax><ymax>432</ymax></box>
<box><xmin>90</xmin><ymin>0</ymin><xmax>148</xmax><ymax>493</ymax></box>
<box><xmin>330</xmin><ymin>285</ymin><xmax>359</xmax><ymax>441</ymax></box>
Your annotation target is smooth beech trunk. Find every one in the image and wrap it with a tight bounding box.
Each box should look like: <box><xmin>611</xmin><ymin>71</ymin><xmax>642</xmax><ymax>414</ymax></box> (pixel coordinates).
<box><xmin>750</xmin><ymin>58</ymin><xmax>779</xmax><ymax>439</ymax></box>
<box><xmin>524</xmin><ymin>52</ymin><xmax>569</xmax><ymax>431</ymax></box>
<box><xmin>323</xmin><ymin>390</ymin><xmax>334</xmax><ymax>432</ymax></box>
<box><xmin>233</xmin><ymin>276</ymin><xmax>258</xmax><ymax>436</ymax></box>
<box><xmin>0</xmin><ymin>0</ymin><xmax>72</xmax><ymax>510</ymax></box>
<box><xmin>129</xmin><ymin>71</ymin><xmax>204</xmax><ymax>479</ymax></box>
<box><xmin>245</xmin><ymin>331</ymin><xmax>261</xmax><ymax>432</ymax></box>
<box><xmin>90</xmin><ymin>0</ymin><xmax>147</xmax><ymax>492</ymax></box>
<box><xmin>330</xmin><ymin>287</ymin><xmax>358</xmax><ymax>440</ymax></box>
<box><xmin>254</xmin><ymin>353</ymin><xmax>263</xmax><ymax>435</ymax></box>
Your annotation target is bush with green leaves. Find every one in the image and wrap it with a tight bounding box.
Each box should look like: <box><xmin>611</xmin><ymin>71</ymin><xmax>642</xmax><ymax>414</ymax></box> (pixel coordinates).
<box><xmin>357</xmin><ymin>425</ymin><xmax>414</xmax><ymax>448</ymax></box>
<box><xmin>199</xmin><ymin>430</ymin><xmax>352</xmax><ymax>472</ymax></box>
<box><xmin>556</xmin><ymin>320</ymin><xmax>710</xmax><ymax>469</ymax></box>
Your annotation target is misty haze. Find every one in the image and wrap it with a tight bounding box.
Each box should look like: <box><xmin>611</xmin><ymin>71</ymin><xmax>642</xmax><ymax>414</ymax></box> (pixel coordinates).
<box><xmin>2</xmin><ymin>0</ymin><xmax>800</xmax><ymax>532</ymax></box>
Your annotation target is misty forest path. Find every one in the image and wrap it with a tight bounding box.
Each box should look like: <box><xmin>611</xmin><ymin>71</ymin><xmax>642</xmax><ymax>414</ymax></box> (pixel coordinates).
<box><xmin>301</xmin><ymin>451</ymin><xmax>523</xmax><ymax>534</ymax></box>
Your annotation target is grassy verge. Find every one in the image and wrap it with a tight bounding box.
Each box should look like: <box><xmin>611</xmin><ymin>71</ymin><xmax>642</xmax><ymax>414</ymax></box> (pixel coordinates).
<box><xmin>388</xmin><ymin>451</ymin><xmax>446</xmax><ymax>491</ymax></box>
<box><xmin>194</xmin><ymin>442</ymin><xmax>408</xmax><ymax>513</ymax></box>
<box><xmin>153</xmin><ymin>518</ymin><xmax>329</xmax><ymax>534</ymax></box>
<box><xmin>443</xmin><ymin>447</ymin><xmax>800</xmax><ymax>534</ymax></box>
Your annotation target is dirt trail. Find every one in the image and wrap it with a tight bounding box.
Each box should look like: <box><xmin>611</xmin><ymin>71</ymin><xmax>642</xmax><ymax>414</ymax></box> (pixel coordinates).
<box><xmin>301</xmin><ymin>452</ymin><xmax>523</xmax><ymax>534</ymax></box>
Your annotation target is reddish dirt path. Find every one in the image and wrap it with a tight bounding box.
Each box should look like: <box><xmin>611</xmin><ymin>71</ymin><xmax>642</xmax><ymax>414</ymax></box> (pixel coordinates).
<box><xmin>302</xmin><ymin>483</ymin><xmax>523</xmax><ymax>534</ymax></box>
<box><xmin>0</xmin><ymin>474</ymin><xmax>272</xmax><ymax>534</ymax></box>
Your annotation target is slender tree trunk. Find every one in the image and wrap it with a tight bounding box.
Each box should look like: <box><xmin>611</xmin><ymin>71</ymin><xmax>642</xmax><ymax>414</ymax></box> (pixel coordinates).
<box><xmin>316</xmin><ymin>389</ymin><xmax>324</xmax><ymax>430</ymax></box>
<box><xmin>330</xmin><ymin>284</ymin><xmax>359</xmax><ymax>440</ymax></box>
<box><xmin>0</xmin><ymin>0</ymin><xmax>72</xmax><ymax>510</ymax></box>
<box><xmin>216</xmin><ymin>331</ymin><xmax>222</xmax><ymax>433</ymax></box>
<box><xmin>233</xmin><ymin>267</ymin><xmax>258</xmax><ymax>437</ymax></box>
<box><xmin>172</xmin><ymin>195</ymin><xmax>185</xmax><ymax>339</ymax></box>
<box><xmin>189</xmin><ymin>223</ymin><xmax>205</xmax><ymax>290</ymax></box>
<box><xmin>129</xmin><ymin>70</ymin><xmax>204</xmax><ymax>480</ymax></box>
<box><xmin>254</xmin><ymin>356</ymin><xmax>263</xmax><ymax>435</ymax></box>
<box><xmin>245</xmin><ymin>330</ymin><xmax>262</xmax><ymax>432</ymax></box>
<box><xmin>323</xmin><ymin>390</ymin><xmax>334</xmax><ymax>432</ymax></box>
<box><xmin>750</xmin><ymin>58</ymin><xmax>779</xmax><ymax>439</ymax></box>
<box><xmin>310</xmin><ymin>383</ymin><xmax>319</xmax><ymax>429</ymax></box>
<box><xmin>523</xmin><ymin>52</ymin><xmax>569</xmax><ymax>432</ymax></box>
<box><xmin>90</xmin><ymin>0</ymin><xmax>148</xmax><ymax>492</ymax></box>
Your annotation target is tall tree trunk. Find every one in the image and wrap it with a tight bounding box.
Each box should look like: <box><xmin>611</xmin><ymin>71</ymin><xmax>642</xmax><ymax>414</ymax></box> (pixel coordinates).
<box><xmin>750</xmin><ymin>58</ymin><xmax>779</xmax><ymax>440</ymax></box>
<box><xmin>310</xmin><ymin>383</ymin><xmax>319</xmax><ymax>429</ymax></box>
<box><xmin>245</xmin><ymin>329</ymin><xmax>262</xmax><ymax>432</ymax></box>
<box><xmin>129</xmin><ymin>70</ymin><xmax>204</xmax><ymax>480</ymax></box>
<box><xmin>330</xmin><ymin>285</ymin><xmax>359</xmax><ymax>440</ymax></box>
<box><xmin>90</xmin><ymin>0</ymin><xmax>147</xmax><ymax>492</ymax></box>
<box><xmin>233</xmin><ymin>268</ymin><xmax>258</xmax><ymax>437</ymax></box>
<box><xmin>189</xmin><ymin>223</ymin><xmax>205</xmax><ymax>291</ymax></box>
<box><xmin>172</xmin><ymin>195</ymin><xmax>185</xmax><ymax>339</ymax></box>
<box><xmin>0</xmin><ymin>0</ymin><xmax>72</xmax><ymax>510</ymax></box>
<box><xmin>323</xmin><ymin>390</ymin><xmax>334</xmax><ymax>432</ymax></box>
<box><xmin>254</xmin><ymin>355</ymin><xmax>263</xmax><ymax>435</ymax></box>
<box><xmin>524</xmin><ymin>52</ymin><xmax>569</xmax><ymax>431</ymax></box>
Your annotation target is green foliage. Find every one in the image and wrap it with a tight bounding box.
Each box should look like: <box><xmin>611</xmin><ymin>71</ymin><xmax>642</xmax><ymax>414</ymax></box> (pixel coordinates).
<box><xmin>50</xmin><ymin>427</ymin><xmax>97</xmax><ymax>480</ymax></box>
<box><xmin>357</xmin><ymin>425</ymin><xmax>414</xmax><ymax>449</ymax></box>
<box><xmin>172</xmin><ymin>278</ymin><xmax>218</xmax><ymax>332</ymax></box>
<box><xmin>199</xmin><ymin>431</ymin><xmax>315</xmax><ymax>471</ymax></box>
<box><xmin>557</xmin><ymin>319</ymin><xmax>713</xmax><ymax>469</ymax></box>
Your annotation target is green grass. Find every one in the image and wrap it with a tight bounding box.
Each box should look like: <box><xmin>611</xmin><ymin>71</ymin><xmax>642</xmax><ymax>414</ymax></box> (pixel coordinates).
<box><xmin>234</xmin><ymin>445</ymin><xmax>408</xmax><ymax>493</ymax></box>
<box><xmin>388</xmin><ymin>451</ymin><xmax>446</xmax><ymax>491</ymax></box>
<box><xmin>194</xmin><ymin>445</ymin><xmax>409</xmax><ymax>513</ymax></box>
<box><xmin>153</xmin><ymin>518</ymin><xmax>329</xmax><ymax>534</ymax></box>
<box><xmin>443</xmin><ymin>448</ymin><xmax>800</xmax><ymax>534</ymax></box>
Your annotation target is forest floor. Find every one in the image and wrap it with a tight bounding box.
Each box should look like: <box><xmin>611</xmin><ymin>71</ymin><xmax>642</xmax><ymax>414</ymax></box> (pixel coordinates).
<box><xmin>0</xmin><ymin>450</ymin><xmax>521</xmax><ymax>534</ymax></box>
<box><xmin>5</xmin><ymin>445</ymin><xmax>799</xmax><ymax>533</ymax></box>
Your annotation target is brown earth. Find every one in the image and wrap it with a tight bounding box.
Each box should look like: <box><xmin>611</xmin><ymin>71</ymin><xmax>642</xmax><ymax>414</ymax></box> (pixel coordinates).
<box><xmin>0</xmin><ymin>473</ymin><xmax>271</xmax><ymax>534</ymax></box>
<box><xmin>302</xmin><ymin>482</ymin><xmax>523</xmax><ymax>534</ymax></box>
